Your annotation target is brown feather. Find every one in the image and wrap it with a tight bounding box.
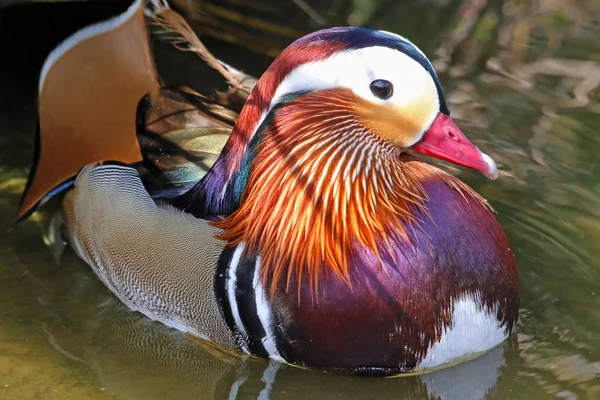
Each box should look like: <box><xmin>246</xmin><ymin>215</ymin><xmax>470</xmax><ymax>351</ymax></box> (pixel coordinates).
<box><xmin>18</xmin><ymin>0</ymin><xmax>159</xmax><ymax>219</ymax></box>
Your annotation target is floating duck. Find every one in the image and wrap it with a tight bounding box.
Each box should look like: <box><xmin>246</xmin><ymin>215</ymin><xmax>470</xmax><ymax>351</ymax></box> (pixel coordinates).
<box><xmin>18</xmin><ymin>0</ymin><xmax>519</xmax><ymax>376</ymax></box>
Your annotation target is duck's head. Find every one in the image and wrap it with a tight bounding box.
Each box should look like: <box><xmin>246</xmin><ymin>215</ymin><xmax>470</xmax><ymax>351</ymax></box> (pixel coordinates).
<box><xmin>208</xmin><ymin>27</ymin><xmax>503</xmax><ymax>293</ymax></box>
<box><xmin>220</xmin><ymin>27</ymin><xmax>498</xmax><ymax>186</ymax></box>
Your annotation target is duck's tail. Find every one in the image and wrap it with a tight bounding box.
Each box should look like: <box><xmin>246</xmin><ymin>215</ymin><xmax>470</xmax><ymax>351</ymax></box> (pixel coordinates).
<box><xmin>17</xmin><ymin>0</ymin><xmax>160</xmax><ymax>220</ymax></box>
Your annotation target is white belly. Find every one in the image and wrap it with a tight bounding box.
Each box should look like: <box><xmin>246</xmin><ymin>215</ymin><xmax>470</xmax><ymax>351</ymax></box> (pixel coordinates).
<box><xmin>417</xmin><ymin>295</ymin><xmax>508</xmax><ymax>371</ymax></box>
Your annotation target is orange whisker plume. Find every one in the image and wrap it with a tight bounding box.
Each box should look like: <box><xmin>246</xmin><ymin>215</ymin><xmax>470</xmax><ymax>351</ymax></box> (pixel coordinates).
<box><xmin>212</xmin><ymin>89</ymin><xmax>484</xmax><ymax>298</ymax></box>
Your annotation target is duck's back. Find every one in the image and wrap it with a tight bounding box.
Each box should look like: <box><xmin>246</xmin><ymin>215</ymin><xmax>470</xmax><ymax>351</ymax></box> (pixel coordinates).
<box><xmin>63</xmin><ymin>164</ymin><xmax>237</xmax><ymax>349</ymax></box>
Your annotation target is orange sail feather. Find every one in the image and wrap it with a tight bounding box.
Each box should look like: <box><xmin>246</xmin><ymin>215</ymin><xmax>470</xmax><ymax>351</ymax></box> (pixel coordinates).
<box><xmin>18</xmin><ymin>0</ymin><xmax>159</xmax><ymax>219</ymax></box>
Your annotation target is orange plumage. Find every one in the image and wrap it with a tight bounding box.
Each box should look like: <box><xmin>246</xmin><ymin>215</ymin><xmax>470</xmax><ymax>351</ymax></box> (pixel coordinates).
<box><xmin>212</xmin><ymin>88</ymin><xmax>487</xmax><ymax>297</ymax></box>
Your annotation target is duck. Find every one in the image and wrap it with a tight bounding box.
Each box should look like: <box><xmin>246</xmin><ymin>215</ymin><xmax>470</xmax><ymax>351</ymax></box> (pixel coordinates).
<box><xmin>17</xmin><ymin>0</ymin><xmax>520</xmax><ymax>376</ymax></box>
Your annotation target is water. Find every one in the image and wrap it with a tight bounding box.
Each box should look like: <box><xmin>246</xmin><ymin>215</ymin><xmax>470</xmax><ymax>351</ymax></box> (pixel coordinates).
<box><xmin>1</xmin><ymin>0</ymin><xmax>599</xmax><ymax>398</ymax></box>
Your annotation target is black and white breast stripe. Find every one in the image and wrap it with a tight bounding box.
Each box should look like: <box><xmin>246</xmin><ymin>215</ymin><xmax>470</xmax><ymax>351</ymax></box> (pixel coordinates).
<box><xmin>215</xmin><ymin>243</ymin><xmax>283</xmax><ymax>361</ymax></box>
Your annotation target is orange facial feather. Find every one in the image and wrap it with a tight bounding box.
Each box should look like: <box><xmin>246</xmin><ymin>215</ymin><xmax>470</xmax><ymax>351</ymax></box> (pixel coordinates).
<box><xmin>212</xmin><ymin>89</ymin><xmax>487</xmax><ymax>297</ymax></box>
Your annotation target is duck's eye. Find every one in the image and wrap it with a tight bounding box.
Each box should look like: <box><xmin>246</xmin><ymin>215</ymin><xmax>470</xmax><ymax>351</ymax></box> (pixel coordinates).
<box><xmin>369</xmin><ymin>79</ymin><xmax>393</xmax><ymax>100</ymax></box>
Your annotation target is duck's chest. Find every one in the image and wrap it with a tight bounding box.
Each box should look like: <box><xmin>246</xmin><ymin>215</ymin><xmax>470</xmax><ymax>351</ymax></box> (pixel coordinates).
<box><xmin>215</xmin><ymin>179</ymin><xmax>519</xmax><ymax>375</ymax></box>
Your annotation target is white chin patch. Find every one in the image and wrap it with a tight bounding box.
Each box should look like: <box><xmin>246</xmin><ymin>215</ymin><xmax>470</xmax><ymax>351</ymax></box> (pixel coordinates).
<box><xmin>417</xmin><ymin>295</ymin><xmax>508</xmax><ymax>371</ymax></box>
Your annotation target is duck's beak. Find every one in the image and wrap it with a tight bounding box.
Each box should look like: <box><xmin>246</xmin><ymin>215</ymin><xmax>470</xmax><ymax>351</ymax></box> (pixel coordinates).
<box><xmin>412</xmin><ymin>113</ymin><xmax>498</xmax><ymax>180</ymax></box>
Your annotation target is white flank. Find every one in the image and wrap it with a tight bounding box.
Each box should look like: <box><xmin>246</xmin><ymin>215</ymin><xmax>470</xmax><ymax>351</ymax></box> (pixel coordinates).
<box><xmin>253</xmin><ymin>257</ymin><xmax>284</xmax><ymax>362</ymax></box>
<box><xmin>417</xmin><ymin>295</ymin><xmax>507</xmax><ymax>371</ymax></box>
<box><xmin>39</xmin><ymin>0</ymin><xmax>142</xmax><ymax>94</ymax></box>
<box><xmin>228</xmin><ymin>243</ymin><xmax>250</xmax><ymax>353</ymax></box>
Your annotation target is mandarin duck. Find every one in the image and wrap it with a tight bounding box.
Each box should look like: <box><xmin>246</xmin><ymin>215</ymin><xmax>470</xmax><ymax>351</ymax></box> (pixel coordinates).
<box><xmin>18</xmin><ymin>0</ymin><xmax>519</xmax><ymax>376</ymax></box>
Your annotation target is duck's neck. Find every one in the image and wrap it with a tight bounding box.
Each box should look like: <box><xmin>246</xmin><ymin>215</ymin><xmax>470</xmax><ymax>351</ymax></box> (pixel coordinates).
<box><xmin>207</xmin><ymin>89</ymin><xmax>486</xmax><ymax>294</ymax></box>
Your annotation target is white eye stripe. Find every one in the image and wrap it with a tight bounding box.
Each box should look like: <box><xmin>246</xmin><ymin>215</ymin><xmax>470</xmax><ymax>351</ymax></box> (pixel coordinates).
<box><xmin>379</xmin><ymin>30</ymin><xmax>433</xmax><ymax>68</ymax></box>
<box><xmin>243</xmin><ymin>38</ymin><xmax>443</xmax><ymax>151</ymax></box>
<box><xmin>270</xmin><ymin>46</ymin><xmax>438</xmax><ymax>108</ymax></box>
